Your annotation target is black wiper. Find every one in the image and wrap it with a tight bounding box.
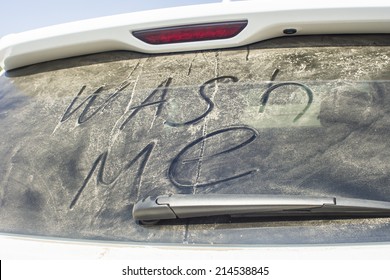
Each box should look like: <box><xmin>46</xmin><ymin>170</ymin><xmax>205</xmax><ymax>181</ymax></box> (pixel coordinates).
<box><xmin>133</xmin><ymin>194</ymin><xmax>390</xmax><ymax>224</ymax></box>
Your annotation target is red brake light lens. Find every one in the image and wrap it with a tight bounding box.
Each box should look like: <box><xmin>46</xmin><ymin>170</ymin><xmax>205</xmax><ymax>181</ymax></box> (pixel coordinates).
<box><xmin>132</xmin><ymin>20</ymin><xmax>248</xmax><ymax>45</ymax></box>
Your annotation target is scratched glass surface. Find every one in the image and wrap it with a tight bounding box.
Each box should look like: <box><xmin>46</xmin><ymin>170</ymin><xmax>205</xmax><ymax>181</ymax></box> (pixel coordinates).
<box><xmin>0</xmin><ymin>35</ymin><xmax>390</xmax><ymax>244</ymax></box>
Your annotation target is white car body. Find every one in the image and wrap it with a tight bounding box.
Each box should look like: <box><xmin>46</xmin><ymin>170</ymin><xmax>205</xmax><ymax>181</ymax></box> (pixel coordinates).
<box><xmin>1</xmin><ymin>0</ymin><xmax>390</xmax><ymax>70</ymax></box>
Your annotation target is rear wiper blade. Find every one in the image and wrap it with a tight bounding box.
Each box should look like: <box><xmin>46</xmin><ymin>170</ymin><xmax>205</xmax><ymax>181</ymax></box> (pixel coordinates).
<box><xmin>133</xmin><ymin>194</ymin><xmax>390</xmax><ymax>224</ymax></box>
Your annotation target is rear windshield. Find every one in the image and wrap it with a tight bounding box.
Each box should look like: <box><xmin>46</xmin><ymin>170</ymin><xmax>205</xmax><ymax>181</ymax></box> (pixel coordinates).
<box><xmin>1</xmin><ymin>35</ymin><xmax>390</xmax><ymax>244</ymax></box>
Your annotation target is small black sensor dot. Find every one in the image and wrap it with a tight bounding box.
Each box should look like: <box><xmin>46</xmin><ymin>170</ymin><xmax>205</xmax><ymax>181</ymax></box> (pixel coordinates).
<box><xmin>283</xmin><ymin>28</ymin><xmax>297</xmax><ymax>35</ymax></box>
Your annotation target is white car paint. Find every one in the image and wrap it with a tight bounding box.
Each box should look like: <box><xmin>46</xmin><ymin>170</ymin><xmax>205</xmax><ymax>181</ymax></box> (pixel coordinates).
<box><xmin>2</xmin><ymin>233</ymin><xmax>390</xmax><ymax>259</ymax></box>
<box><xmin>1</xmin><ymin>0</ymin><xmax>390</xmax><ymax>70</ymax></box>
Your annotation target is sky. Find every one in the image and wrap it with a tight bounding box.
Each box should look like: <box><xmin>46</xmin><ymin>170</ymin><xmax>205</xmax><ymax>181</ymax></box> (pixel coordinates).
<box><xmin>0</xmin><ymin>0</ymin><xmax>220</xmax><ymax>37</ymax></box>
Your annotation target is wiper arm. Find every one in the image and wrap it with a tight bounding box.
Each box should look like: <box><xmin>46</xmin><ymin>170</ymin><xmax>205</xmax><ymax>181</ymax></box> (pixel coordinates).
<box><xmin>133</xmin><ymin>194</ymin><xmax>390</xmax><ymax>224</ymax></box>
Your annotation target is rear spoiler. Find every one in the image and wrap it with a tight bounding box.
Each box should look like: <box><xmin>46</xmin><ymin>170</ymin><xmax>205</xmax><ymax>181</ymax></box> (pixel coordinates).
<box><xmin>1</xmin><ymin>0</ymin><xmax>390</xmax><ymax>71</ymax></box>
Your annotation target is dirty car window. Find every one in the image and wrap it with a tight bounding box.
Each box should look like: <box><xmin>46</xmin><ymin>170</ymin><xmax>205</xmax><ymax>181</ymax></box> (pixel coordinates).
<box><xmin>1</xmin><ymin>35</ymin><xmax>390</xmax><ymax>244</ymax></box>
